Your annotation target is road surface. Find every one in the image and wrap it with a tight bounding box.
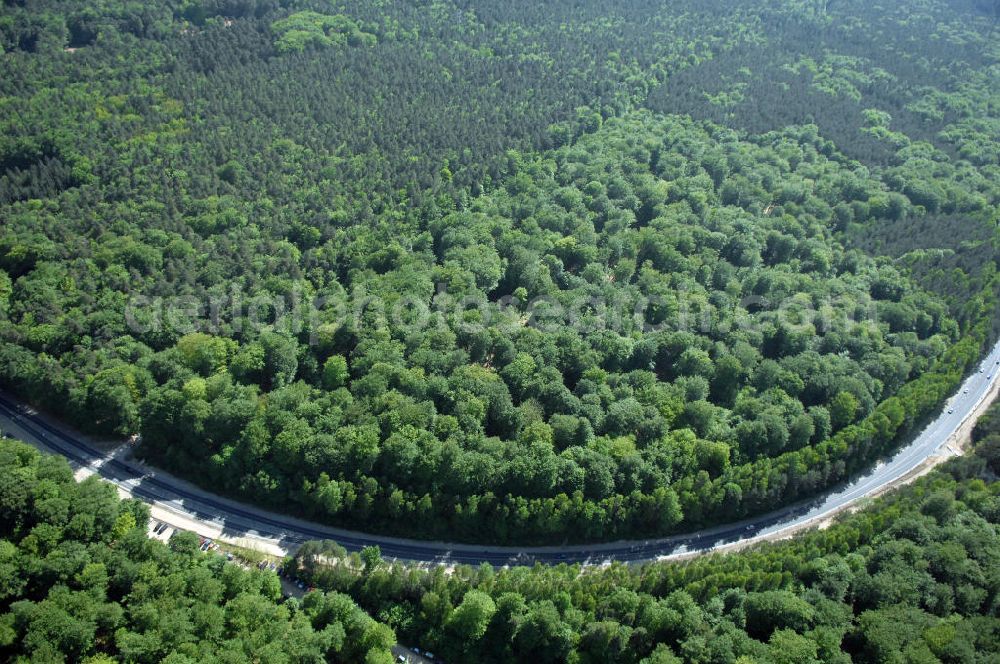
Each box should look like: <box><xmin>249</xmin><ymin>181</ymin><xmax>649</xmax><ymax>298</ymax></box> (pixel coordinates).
<box><xmin>2</xmin><ymin>340</ymin><xmax>998</xmax><ymax>566</ymax></box>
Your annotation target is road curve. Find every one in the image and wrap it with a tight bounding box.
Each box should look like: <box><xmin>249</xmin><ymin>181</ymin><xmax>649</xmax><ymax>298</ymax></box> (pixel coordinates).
<box><xmin>2</xmin><ymin>340</ymin><xmax>998</xmax><ymax>566</ymax></box>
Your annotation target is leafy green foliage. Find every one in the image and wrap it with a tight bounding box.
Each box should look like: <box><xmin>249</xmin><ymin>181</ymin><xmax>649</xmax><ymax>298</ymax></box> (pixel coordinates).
<box><xmin>272</xmin><ymin>11</ymin><xmax>376</xmax><ymax>54</ymax></box>
<box><xmin>0</xmin><ymin>437</ymin><xmax>395</xmax><ymax>662</ymax></box>
<box><xmin>287</xmin><ymin>411</ymin><xmax>1000</xmax><ymax>663</ymax></box>
<box><xmin>0</xmin><ymin>0</ymin><xmax>997</xmax><ymax>545</ymax></box>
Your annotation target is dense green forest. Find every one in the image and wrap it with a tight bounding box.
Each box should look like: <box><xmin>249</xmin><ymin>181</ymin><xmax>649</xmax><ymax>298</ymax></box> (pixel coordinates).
<box><xmin>0</xmin><ymin>437</ymin><xmax>398</xmax><ymax>663</ymax></box>
<box><xmin>2</xmin><ymin>405</ymin><xmax>1000</xmax><ymax>664</ymax></box>
<box><xmin>1</xmin><ymin>0</ymin><xmax>999</xmax><ymax>543</ymax></box>
<box><xmin>285</xmin><ymin>401</ymin><xmax>1000</xmax><ymax>664</ymax></box>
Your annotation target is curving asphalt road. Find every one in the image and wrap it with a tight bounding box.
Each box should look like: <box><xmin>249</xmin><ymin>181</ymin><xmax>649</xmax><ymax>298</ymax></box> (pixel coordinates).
<box><xmin>2</xmin><ymin>339</ymin><xmax>999</xmax><ymax>566</ymax></box>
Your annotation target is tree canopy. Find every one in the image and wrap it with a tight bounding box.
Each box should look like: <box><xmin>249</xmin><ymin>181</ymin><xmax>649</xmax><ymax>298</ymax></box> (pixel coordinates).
<box><xmin>284</xmin><ymin>401</ymin><xmax>1000</xmax><ymax>663</ymax></box>
<box><xmin>0</xmin><ymin>0</ymin><xmax>997</xmax><ymax>545</ymax></box>
<box><xmin>0</xmin><ymin>437</ymin><xmax>396</xmax><ymax>663</ymax></box>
